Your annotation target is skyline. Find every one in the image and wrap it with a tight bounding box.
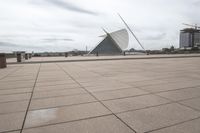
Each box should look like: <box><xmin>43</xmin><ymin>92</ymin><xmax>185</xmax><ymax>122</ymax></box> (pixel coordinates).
<box><xmin>0</xmin><ymin>0</ymin><xmax>200</xmax><ymax>52</ymax></box>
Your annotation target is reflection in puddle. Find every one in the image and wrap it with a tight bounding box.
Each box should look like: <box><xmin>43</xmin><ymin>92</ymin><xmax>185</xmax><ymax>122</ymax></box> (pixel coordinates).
<box><xmin>26</xmin><ymin>108</ymin><xmax>58</xmax><ymax>127</ymax></box>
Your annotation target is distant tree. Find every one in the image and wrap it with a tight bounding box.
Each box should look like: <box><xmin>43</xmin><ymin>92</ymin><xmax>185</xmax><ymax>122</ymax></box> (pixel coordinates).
<box><xmin>170</xmin><ymin>46</ymin><xmax>175</xmax><ymax>51</ymax></box>
<box><xmin>162</xmin><ymin>48</ymin><xmax>170</xmax><ymax>52</ymax></box>
<box><xmin>129</xmin><ymin>48</ymin><xmax>135</xmax><ymax>52</ymax></box>
<box><xmin>73</xmin><ymin>49</ymin><xmax>78</xmax><ymax>52</ymax></box>
<box><xmin>191</xmin><ymin>47</ymin><xmax>199</xmax><ymax>51</ymax></box>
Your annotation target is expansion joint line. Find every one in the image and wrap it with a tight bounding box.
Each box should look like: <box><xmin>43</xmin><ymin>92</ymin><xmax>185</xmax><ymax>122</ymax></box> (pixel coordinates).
<box><xmin>20</xmin><ymin>63</ymin><xmax>41</xmax><ymax>133</ymax></box>
<box><xmin>56</xmin><ymin>63</ymin><xmax>137</xmax><ymax>133</ymax></box>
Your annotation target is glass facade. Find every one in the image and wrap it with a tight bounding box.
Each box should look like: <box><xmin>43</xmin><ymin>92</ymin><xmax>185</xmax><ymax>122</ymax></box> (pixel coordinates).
<box><xmin>180</xmin><ymin>29</ymin><xmax>200</xmax><ymax>48</ymax></box>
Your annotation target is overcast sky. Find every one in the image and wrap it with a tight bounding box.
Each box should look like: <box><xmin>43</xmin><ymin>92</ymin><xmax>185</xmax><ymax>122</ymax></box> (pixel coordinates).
<box><xmin>0</xmin><ymin>0</ymin><xmax>199</xmax><ymax>52</ymax></box>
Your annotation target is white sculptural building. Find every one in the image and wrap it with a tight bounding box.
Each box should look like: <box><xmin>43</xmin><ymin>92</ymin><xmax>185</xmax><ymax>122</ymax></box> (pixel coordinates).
<box><xmin>89</xmin><ymin>29</ymin><xmax>129</xmax><ymax>55</ymax></box>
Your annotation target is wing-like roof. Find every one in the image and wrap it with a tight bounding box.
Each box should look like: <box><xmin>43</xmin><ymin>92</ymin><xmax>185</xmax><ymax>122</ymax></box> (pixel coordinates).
<box><xmin>89</xmin><ymin>29</ymin><xmax>129</xmax><ymax>54</ymax></box>
<box><xmin>109</xmin><ymin>29</ymin><xmax>129</xmax><ymax>50</ymax></box>
<box><xmin>99</xmin><ymin>29</ymin><xmax>129</xmax><ymax>50</ymax></box>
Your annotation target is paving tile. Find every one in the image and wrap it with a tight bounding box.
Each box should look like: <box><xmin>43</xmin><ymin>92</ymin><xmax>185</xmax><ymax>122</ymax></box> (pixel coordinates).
<box><xmin>77</xmin><ymin>77</ymin><xmax>106</xmax><ymax>83</ymax></box>
<box><xmin>92</xmin><ymin>88</ymin><xmax>149</xmax><ymax>101</ymax></box>
<box><xmin>38</xmin><ymin>72</ymin><xmax>65</xmax><ymax>76</ymax></box>
<box><xmin>0</xmin><ymin>80</ymin><xmax>35</xmax><ymax>84</ymax></box>
<box><xmin>0</xmin><ymin>112</ymin><xmax>25</xmax><ymax>132</ymax></box>
<box><xmin>117</xmin><ymin>103</ymin><xmax>200</xmax><ymax>133</ymax></box>
<box><xmin>80</xmin><ymin>80</ymin><xmax>123</xmax><ymax>87</ymax></box>
<box><xmin>85</xmin><ymin>83</ymin><xmax>132</xmax><ymax>92</ymax></box>
<box><xmin>22</xmin><ymin>115</ymin><xmax>134</xmax><ymax>133</ymax></box>
<box><xmin>0</xmin><ymin>83</ymin><xmax>34</xmax><ymax>90</ymax></box>
<box><xmin>0</xmin><ymin>88</ymin><xmax>32</xmax><ymax>95</ymax></box>
<box><xmin>32</xmin><ymin>88</ymin><xmax>87</xmax><ymax>99</ymax></box>
<box><xmin>36</xmin><ymin>77</ymin><xmax>71</xmax><ymax>82</ymax></box>
<box><xmin>1</xmin><ymin>76</ymin><xmax>36</xmax><ymax>82</ymax></box>
<box><xmin>0</xmin><ymin>100</ymin><xmax>29</xmax><ymax>114</ymax></box>
<box><xmin>180</xmin><ymin>97</ymin><xmax>200</xmax><ymax>111</ymax></box>
<box><xmin>4</xmin><ymin>131</ymin><xmax>20</xmax><ymax>133</ymax></box>
<box><xmin>114</xmin><ymin>76</ymin><xmax>153</xmax><ymax>83</ymax></box>
<box><xmin>35</xmin><ymin>80</ymin><xmax>76</xmax><ymax>87</ymax></box>
<box><xmin>103</xmin><ymin>94</ymin><xmax>170</xmax><ymax>113</ymax></box>
<box><xmin>150</xmin><ymin>118</ymin><xmax>200</xmax><ymax>133</ymax></box>
<box><xmin>30</xmin><ymin>94</ymin><xmax>97</xmax><ymax>110</ymax></box>
<box><xmin>25</xmin><ymin>102</ymin><xmax>111</xmax><ymax>128</ymax></box>
<box><xmin>140</xmin><ymin>81</ymin><xmax>200</xmax><ymax>93</ymax></box>
<box><xmin>129</xmin><ymin>80</ymin><xmax>168</xmax><ymax>87</ymax></box>
<box><xmin>0</xmin><ymin>93</ymin><xmax>31</xmax><ymax>103</ymax></box>
<box><xmin>34</xmin><ymin>84</ymin><xmax>81</xmax><ymax>92</ymax></box>
<box><xmin>157</xmin><ymin>87</ymin><xmax>200</xmax><ymax>101</ymax></box>
<box><xmin>160</xmin><ymin>77</ymin><xmax>199</xmax><ymax>84</ymax></box>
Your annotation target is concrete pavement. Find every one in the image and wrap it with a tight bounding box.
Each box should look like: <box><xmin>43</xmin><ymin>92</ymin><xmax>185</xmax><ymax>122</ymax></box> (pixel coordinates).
<box><xmin>0</xmin><ymin>57</ymin><xmax>200</xmax><ymax>133</ymax></box>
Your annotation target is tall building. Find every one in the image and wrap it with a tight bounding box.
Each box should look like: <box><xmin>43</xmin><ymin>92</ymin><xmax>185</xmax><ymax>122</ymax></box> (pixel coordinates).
<box><xmin>89</xmin><ymin>29</ymin><xmax>129</xmax><ymax>55</ymax></box>
<box><xmin>180</xmin><ymin>28</ymin><xmax>200</xmax><ymax>48</ymax></box>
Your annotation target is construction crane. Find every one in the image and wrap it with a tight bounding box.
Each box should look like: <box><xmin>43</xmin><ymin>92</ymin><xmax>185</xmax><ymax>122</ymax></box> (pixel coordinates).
<box><xmin>182</xmin><ymin>23</ymin><xmax>200</xmax><ymax>30</ymax></box>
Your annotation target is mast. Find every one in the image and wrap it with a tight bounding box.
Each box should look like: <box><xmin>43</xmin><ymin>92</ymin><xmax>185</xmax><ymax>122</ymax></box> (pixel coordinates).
<box><xmin>118</xmin><ymin>13</ymin><xmax>147</xmax><ymax>54</ymax></box>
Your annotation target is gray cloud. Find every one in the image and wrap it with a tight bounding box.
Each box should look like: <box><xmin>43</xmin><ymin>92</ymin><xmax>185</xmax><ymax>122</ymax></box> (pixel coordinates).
<box><xmin>0</xmin><ymin>42</ymin><xmax>18</xmax><ymax>47</ymax></box>
<box><xmin>44</xmin><ymin>0</ymin><xmax>98</xmax><ymax>15</ymax></box>
<box><xmin>42</xmin><ymin>38</ymin><xmax>74</xmax><ymax>42</ymax></box>
<box><xmin>143</xmin><ymin>33</ymin><xmax>167</xmax><ymax>40</ymax></box>
<box><xmin>0</xmin><ymin>0</ymin><xmax>199</xmax><ymax>52</ymax></box>
<box><xmin>193</xmin><ymin>0</ymin><xmax>200</xmax><ymax>6</ymax></box>
<box><xmin>0</xmin><ymin>41</ymin><xmax>40</xmax><ymax>49</ymax></box>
